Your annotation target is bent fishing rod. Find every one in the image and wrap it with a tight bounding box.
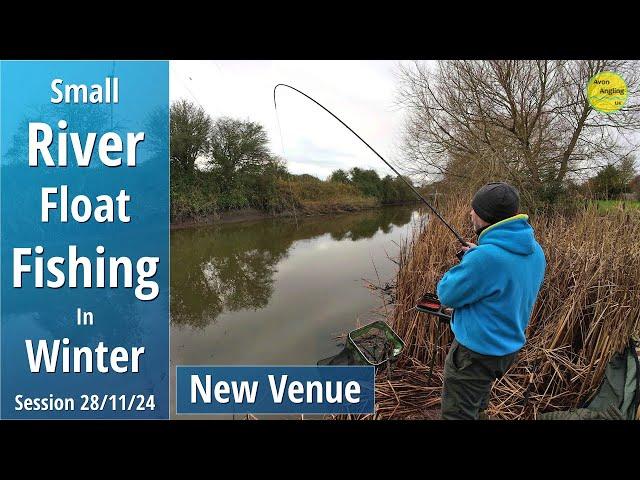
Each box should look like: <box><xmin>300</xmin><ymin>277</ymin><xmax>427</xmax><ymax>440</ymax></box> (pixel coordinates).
<box><xmin>273</xmin><ymin>83</ymin><xmax>469</xmax><ymax>249</ymax></box>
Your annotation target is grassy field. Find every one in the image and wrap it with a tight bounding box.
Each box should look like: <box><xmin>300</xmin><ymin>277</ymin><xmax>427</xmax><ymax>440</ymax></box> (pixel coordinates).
<box><xmin>596</xmin><ymin>199</ymin><xmax>640</xmax><ymax>212</ymax></box>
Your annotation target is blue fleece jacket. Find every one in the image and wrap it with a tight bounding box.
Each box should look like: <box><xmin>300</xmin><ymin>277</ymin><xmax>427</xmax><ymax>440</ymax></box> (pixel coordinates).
<box><xmin>436</xmin><ymin>214</ymin><xmax>546</xmax><ymax>356</ymax></box>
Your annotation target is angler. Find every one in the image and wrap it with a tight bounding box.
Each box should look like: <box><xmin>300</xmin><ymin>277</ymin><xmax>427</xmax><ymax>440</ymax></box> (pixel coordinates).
<box><xmin>436</xmin><ymin>183</ymin><xmax>546</xmax><ymax>420</ymax></box>
<box><xmin>274</xmin><ymin>86</ymin><xmax>546</xmax><ymax>414</ymax></box>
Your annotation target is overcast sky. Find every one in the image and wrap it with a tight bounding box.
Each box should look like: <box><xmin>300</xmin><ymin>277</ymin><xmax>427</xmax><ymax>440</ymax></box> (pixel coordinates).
<box><xmin>169</xmin><ymin>60</ymin><xmax>421</xmax><ymax>179</ymax></box>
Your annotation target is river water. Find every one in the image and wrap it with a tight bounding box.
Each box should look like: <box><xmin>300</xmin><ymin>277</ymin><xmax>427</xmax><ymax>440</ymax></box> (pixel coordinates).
<box><xmin>170</xmin><ymin>205</ymin><xmax>423</xmax><ymax>417</ymax></box>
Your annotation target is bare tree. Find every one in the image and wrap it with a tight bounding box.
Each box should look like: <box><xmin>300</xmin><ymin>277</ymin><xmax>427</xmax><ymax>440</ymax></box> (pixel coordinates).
<box><xmin>396</xmin><ymin>60</ymin><xmax>640</xmax><ymax>204</ymax></box>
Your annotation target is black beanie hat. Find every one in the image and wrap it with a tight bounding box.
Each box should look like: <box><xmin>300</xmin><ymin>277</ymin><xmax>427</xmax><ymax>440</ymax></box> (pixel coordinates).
<box><xmin>471</xmin><ymin>182</ymin><xmax>520</xmax><ymax>224</ymax></box>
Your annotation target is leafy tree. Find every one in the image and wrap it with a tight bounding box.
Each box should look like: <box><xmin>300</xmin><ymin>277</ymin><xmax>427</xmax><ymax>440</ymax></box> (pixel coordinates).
<box><xmin>393</xmin><ymin>176</ymin><xmax>416</xmax><ymax>202</ymax></box>
<box><xmin>379</xmin><ymin>175</ymin><xmax>418</xmax><ymax>203</ymax></box>
<box><xmin>619</xmin><ymin>155</ymin><xmax>637</xmax><ymax>186</ymax></box>
<box><xmin>350</xmin><ymin>167</ymin><xmax>382</xmax><ymax>198</ymax></box>
<box><xmin>590</xmin><ymin>164</ymin><xmax>629</xmax><ymax>199</ymax></box>
<box><xmin>380</xmin><ymin>175</ymin><xmax>397</xmax><ymax>203</ymax></box>
<box><xmin>170</xmin><ymin>99</ymin><xmax>212</xmax><ymax>173</ymax></box>
<box><xmin>329</xmin><ymin>169</ymin><xmax>351</xmax><ymax>184</ymax></box>
<box><xmin>208</xmin><ymin>117</ymin><xmax>271</xmax><ymax>191</ymax></box>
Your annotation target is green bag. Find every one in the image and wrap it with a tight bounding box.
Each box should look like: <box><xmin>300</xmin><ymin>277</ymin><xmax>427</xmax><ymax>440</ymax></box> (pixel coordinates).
<box><xmin>539</xmin><ymin>339</ymin><xmax>640</xmax><ymax>420</ymax></box>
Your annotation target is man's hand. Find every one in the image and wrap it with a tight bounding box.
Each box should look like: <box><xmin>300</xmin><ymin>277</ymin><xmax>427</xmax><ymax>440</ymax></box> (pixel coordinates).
<box><xmin>461</xmin><ymin>242</ymin><xmax>477</xmax><ymax>252</ymax></box>
<box><xmin>455</xmin><ymin>242</ymin><xmax>477</xmax><ymax>261</ymax></box>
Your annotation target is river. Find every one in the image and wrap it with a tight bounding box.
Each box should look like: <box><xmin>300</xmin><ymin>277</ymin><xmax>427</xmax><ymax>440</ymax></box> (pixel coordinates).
<box><xmin>170</xmin><ymin>205</ymin><xmax>424</xmax><ymax>417</ymax></box>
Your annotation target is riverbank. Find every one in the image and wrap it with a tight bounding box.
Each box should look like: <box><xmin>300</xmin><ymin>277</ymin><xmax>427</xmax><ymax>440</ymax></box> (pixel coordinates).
<box><xmin>170</xmin><ymin>198</ymin><xmax>420</xmax><ymax>229</ymax></box>
<box><xmin>171</xmin><ymin>168</ymin><xmax>423</xmax><ymax>228</ymax></box>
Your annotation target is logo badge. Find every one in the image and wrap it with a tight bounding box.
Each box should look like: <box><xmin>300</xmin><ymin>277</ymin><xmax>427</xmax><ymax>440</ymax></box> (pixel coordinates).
<box><xmin>587</xmin><ymin>71</ymin><xmax>628</xmax><ymax>114</ymax></box>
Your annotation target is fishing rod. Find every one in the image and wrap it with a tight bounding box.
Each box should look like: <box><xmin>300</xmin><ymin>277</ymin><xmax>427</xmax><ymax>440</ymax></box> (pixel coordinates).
<box><xmin>273</xmin><ymin>83</ymin><xmax>469</xmax><ymax>250</ymax></box>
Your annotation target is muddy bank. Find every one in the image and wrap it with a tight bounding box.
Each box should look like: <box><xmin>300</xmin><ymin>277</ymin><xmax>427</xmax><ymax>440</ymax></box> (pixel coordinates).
<box><xmin>170</xmin><ymin>201</ymin><xmax>415</xmax><ymax>229</ymax></box>
<box><xmin>171</xmin><ymin>209</ymin><xmax>272</xmax><ymax>230</ymax></box>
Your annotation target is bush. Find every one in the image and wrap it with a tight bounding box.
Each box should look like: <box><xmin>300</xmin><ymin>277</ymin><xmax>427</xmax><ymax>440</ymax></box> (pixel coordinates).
<box><xmin>170</xmin><ymin>170</ymin><xmax>219</xmax><ymax>223</ymax></box>
<box><xmin>170</xmin><ymin>169</ymin><xmax>382</xmax><ymax>223</ymax></box>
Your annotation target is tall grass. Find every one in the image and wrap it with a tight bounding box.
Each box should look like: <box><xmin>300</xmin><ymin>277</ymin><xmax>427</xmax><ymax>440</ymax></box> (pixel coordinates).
<box><xmin>379</xmin><ymin>198</ymin><xmax>640</xmax><ymax>419</ymax></box>
<box><xmin>278</xmin><ymin>177</ymin><xmax>377</xmax><ymax>214</ymax></box>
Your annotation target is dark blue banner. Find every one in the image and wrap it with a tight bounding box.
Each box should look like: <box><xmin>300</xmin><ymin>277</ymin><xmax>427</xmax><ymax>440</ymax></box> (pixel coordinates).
<box><xmin>176</xmin><ymin>366</ymin><xmax>375</xmax><ymax>415</ymax></box>
<box><xmin>1</xmin><ymin>61</ymin><xmax>169</xmax><ymax>418</ymax></box>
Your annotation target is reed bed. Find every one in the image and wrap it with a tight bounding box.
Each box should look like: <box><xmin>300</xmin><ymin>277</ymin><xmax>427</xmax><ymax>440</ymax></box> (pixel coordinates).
<box><xmin>378</xmin><ymin>199</ymin><xmax>640</xmax><ymax>419</ymax></box>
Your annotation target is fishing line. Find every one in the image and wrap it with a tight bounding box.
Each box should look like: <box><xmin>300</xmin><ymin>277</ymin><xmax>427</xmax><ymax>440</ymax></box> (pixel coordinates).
<box><xmin>273</xmin><ymin>83</ymin><xmax>468</xmax><ymax>247</ymax></box>
<box><xmin>273</xmin><ymin>92</ymin><xmax>299</xmax><ymax>226</ymax></box>
<box><xmin>172</xmin><ymin>62</ymin><xmax>206</xmax><ymax>110</ymax></box>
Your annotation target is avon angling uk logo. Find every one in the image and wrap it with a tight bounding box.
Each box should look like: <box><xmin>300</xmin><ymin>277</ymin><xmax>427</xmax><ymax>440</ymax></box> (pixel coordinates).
<box><xmin>587</xmin><ymin>71</ymin><xmax>628</xmax><ymax>114</ymax></box>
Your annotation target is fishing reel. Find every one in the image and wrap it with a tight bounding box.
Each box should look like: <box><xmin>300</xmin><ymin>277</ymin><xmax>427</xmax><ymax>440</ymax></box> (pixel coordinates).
<box><xmin>416</xmin><ymin>293</ymin><xmax>452</xmax><ymax>323</ymax></box>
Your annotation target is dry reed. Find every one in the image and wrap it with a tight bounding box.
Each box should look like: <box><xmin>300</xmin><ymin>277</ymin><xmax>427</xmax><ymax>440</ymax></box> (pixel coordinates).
<box><xmin>378</xmin><ymin>199</ymin><xmax>640</xmax><ymax>419</ymax></box>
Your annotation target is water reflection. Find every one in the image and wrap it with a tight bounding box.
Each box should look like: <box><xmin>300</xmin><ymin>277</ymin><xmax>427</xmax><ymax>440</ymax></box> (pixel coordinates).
<box><xmin>170</xmin><ymin>207</ymin><xmax>414</xmax><ymax>329</ymax></box>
